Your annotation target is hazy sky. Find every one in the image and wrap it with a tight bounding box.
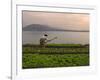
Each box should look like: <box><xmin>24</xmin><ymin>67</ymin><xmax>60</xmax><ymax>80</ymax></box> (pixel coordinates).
<box><xmin>22</xmin><ymin>11</ymin><xmax>89</xmax><ymax>44</ymax></box>
<box><xmin>22</xmin><ymin>11</ymin><xmax>89</xmax><ymax>31</ymax></box>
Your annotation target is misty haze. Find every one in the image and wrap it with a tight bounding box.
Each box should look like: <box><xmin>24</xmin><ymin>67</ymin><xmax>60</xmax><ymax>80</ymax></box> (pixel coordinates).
<box><xmin>22</xmin><ymin>11</ymin><xmax>89</xmax><ymax>69</ymax></box>
<box><xmin>22</xmin><ymin>11</ymin><xmax>89</xmax><ymax>44</ymax></box>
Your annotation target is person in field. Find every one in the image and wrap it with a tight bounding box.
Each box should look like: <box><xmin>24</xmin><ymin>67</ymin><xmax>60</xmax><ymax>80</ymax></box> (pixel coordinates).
<box><xmin>40</xmin><ymin>34</ymin><xmax>57</xmax><ymax>48</ymax></box>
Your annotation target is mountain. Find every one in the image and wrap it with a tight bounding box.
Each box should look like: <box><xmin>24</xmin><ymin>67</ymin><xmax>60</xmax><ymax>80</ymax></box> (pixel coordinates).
<box><xmin>23</xmin><ymin>24</ymin><xmax>60</xmax><ymax>31</ymax></box>
<box><xmin>23</xmin><ymin>24</ymin><xmax>89</xmax><ymax>32</ymax></box>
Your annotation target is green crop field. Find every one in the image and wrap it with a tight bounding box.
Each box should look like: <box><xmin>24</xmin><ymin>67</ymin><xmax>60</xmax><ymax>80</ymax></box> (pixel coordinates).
<box><xmin>22</xmin><ymin>44</ymin><xmax>89</xmax><ymax>69</ymax></box>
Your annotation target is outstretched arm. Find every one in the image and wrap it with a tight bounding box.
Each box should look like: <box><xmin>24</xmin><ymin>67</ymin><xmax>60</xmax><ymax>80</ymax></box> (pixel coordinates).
<box><xmin>47</xmin><ymin>37</ymin><xmax>58</xmax><ymax>42</ymax></box>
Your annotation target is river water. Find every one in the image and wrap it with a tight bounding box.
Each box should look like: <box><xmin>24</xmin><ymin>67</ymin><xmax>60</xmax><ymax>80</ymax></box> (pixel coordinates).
<box><xmin>22</xmin><ymin>31</ymin><xmax>89</xmax><ymax>45</ymax></box>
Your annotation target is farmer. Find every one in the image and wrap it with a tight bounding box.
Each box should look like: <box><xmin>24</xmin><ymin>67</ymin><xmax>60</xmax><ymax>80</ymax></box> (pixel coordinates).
<box><xmin>40</xmin><ymin>34</ymin><xmax>48</xmax><ymax>48</ymax></box>
<box><xmin>40</xmin><ymin>34</ymin><xmax>57</xmax><ymax>48</ymax></box>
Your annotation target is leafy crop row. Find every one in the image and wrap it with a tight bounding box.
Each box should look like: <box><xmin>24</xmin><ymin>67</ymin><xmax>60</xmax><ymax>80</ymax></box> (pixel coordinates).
<box><xmin>23</xmin><ymin>54</ymin><xmax>89</xmax><ymax>68</ymax></box>
<box><xmin>22</xmin><ymin>44</ymin><xmax>89</xmax><ymax>69</ymax></box>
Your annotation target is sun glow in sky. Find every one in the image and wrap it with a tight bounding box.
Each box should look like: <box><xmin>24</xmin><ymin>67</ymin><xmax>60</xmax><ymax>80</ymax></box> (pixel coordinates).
<box><xmin>22</xmin><ymin>11</ymin><xmax>89</xmax><ymax>31</ymax></box>
<box><xmin>22</xmin><ymin>11</ymin><xmax>89</xmax><ymax>44</ymax></box>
